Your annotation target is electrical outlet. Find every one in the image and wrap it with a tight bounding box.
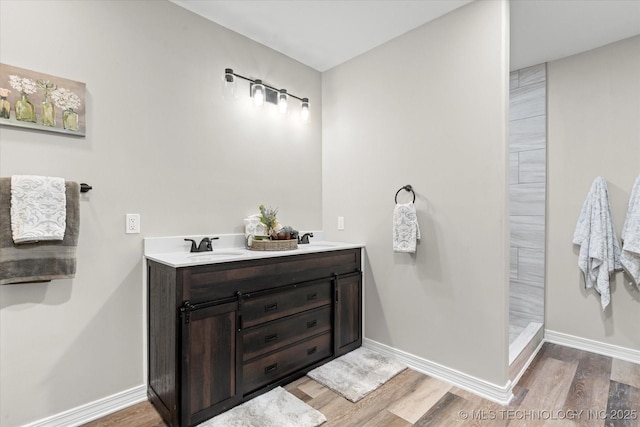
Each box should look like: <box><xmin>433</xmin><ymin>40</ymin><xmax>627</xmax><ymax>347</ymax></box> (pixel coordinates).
<box><xmin>337</xmin><ymin>216</ymin><xmax>344</xmax><ymax>230</ymax></box>
<box><xmin>126</xmin><ymin>213</ymin><xmax>140</xmax><ymax>234</ymax></box>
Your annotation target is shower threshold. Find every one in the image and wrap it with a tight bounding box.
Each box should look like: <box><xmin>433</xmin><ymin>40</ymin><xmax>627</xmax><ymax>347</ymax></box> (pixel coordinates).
<box><xmin>509</xmin><ymin>321</ymin><xmax>543</xmax><ymax>365</ymax></box>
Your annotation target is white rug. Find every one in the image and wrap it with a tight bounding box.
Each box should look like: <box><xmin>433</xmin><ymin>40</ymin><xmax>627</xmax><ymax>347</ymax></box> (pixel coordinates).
<box><xmin>307</xmin><ymin>347</ymin><xmax>407</xmax><ymax>402</ymax></box>
<box><xmin>199</xmin><ymin>386</ymin><xmax>326</xmax><ymax>427</ymax></box>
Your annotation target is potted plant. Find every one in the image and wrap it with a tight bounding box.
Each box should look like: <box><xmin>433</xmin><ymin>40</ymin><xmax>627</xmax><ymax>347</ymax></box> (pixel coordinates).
<box><xmin>259</xmin><ymin>205</ymin><xmax>278</xmax><ymax>237</ymax></box>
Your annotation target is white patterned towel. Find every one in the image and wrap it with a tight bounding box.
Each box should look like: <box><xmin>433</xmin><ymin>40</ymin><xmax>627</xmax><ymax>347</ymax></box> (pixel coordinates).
<box><xmin>11</xmin><ymin>175</ymin><xmax>66</xmax><ymax>243</ymax></box>
<box><xmin>621</xmin><ymin>175</ymin><xmax>640</xmax><ymax>287</ymax></box>
<box><xmin>393</xmin><ymin>202</ymin><xmax>420</xmax><ymax>253</ymax></box>
<box><xmin>572</xmin><ymin>177</ymin><xmax>622</xmax><ymax>310</ymax></box>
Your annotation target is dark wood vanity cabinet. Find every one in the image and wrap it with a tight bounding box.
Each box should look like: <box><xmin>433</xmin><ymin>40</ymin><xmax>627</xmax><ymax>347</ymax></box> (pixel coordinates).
<box><xmin>148</xmin><ymin>248</ymin><xmax>362</xmax><ymax>427</ymax></box>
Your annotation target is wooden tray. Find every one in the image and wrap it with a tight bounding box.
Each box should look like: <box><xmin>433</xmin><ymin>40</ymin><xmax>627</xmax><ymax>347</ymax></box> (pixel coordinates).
<box><xmin>249</xmin><ymin>238</ymin><xmax>298</xmax><ymax>251</ymax></box>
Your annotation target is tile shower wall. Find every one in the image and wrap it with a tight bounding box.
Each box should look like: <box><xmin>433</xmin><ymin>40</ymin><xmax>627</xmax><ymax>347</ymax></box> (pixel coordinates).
<box><xmin>509</xmin><ymin>63</ymin><xmax>546</xmax><ymax>344</ymax></box>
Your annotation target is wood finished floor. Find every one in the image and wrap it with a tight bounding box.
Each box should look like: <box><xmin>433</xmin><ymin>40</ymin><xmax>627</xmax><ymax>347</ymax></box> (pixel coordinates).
<box><xmin>83</xmin><ymin>343</ymin><xmax>640</xmax><ymax>427</ymax></box>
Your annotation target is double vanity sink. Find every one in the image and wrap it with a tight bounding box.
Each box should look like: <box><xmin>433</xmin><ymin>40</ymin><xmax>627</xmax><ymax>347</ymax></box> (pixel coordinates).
<box><xmin>182</xmin><ymin>243</ymin><xmax>338</xmax><ymax>263</ymax></box>
<box><xmin>144</xmin><ymin>233</ymin><xmax>364</xmax><ymax>427</ymax></box>
<box><xmin>145</xmin><ymin>234</ymin><xmax>358</xmax><ymax>268</ymax></box>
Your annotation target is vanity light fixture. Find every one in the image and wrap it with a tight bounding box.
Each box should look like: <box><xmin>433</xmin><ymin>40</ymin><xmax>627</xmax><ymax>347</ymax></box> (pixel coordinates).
<box><xmin>224</xmin><ymin>68</ymin><xmax>309</xmax><ymax>120</ymax></box>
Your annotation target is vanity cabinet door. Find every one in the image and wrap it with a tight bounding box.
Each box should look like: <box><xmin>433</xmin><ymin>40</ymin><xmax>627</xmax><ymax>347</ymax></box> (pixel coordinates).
<box><xmin>180</xmin><ymin>301</ymin><xmax>241</xmax><ymax>427</ymax></box>
<box><xmin>335</xmin><ymin>272</ymin><xmax>362</xmax><ymax>357</ymax></box>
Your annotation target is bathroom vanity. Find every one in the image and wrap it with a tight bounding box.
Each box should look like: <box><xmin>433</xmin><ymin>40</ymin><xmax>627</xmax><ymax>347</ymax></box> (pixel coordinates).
<box><xmin>145</xmin><ymin>238</ymin><xmax>363</xmax><ymax>427</ymax></box>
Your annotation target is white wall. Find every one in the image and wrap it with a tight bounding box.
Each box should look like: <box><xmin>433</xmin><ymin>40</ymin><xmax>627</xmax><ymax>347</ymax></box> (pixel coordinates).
<box><xmin>546</xmin><ymin>35</ymin><xmax>640</xmax><ymax>351</ymax></box>
<box><xmin>0</xmin><ymin>1</ymin><xmax>322</xmax><ymax>425</ymax></box>
<box><xmin>322</xmin><ymin>0</ymin><xmax>510</xmax><ymax>386</ymax></box>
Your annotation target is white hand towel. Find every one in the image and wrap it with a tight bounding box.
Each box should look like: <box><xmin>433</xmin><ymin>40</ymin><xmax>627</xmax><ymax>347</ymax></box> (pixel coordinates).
<box><xmin>572</xmin><ymin>177</ymin><xmax>622</xmax><ymax>310</ymax></box>
<box><xmin>11</xmin><ymin>175</ymin><xmax>66</xmax><ymax>244</ymax></box>
<box><xmin>621</xmin><ymin>175</ymin><xmax>640</xmax><ymax>287</ymax></box>
<box><xmin>393</xmin><ymin>202</ymin><xmax>420</xmax><ymax>253</ymax></box>
<box><xmin>243</xmin><ymin>214</ymin><xmax>267</xmax><ymax>237</ymax></box>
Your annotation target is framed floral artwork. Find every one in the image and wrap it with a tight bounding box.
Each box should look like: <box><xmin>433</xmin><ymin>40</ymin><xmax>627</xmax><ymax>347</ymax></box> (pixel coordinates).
<box><xmin>0</xmin><ymin>63</ymin><xmax>86</xmax><ymax>136</ymax></box>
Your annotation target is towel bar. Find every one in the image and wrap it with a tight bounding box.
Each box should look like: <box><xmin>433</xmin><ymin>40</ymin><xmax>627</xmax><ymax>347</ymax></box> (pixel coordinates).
<box><xmin>80</xmin><ymin>183</ymin><xmax>92</xmax><ymax>193</ymax></box>
<box><xmin>394</xmin><ymin>185</ymin><xmax>415</xmax><ymax>203</ymax></box>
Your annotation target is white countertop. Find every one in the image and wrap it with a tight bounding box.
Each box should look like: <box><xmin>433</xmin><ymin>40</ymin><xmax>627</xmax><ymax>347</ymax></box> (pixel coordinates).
<box><xmin>144</xmin><ymin>233</ymin><xmax>364</xmax><ymax>268</ymax></box>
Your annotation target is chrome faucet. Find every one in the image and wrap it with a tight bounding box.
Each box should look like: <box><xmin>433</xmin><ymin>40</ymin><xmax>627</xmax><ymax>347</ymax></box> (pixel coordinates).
<box><xmin>298</xmin><ymin>232</ymin><xmax>314</xmax><ymax>244</ymax></box>
<box><xmin>184</xmin><ymin>237</ymin><xmax>219</xmax><ymax>252</ymax></box>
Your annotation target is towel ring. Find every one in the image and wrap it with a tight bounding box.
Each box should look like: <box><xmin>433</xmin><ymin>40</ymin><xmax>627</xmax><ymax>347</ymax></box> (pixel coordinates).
<box><xmin>394</xmin><ymin>185</ymin><xmax>415</xmax><ymax>203</ymax></box>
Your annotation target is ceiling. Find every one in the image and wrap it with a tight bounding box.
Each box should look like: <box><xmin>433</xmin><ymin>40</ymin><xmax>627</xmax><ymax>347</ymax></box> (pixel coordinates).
<box><xmin>171</xmin><ymin>0</ymin><xmax>640</xmax><ymax>72</ymax></box>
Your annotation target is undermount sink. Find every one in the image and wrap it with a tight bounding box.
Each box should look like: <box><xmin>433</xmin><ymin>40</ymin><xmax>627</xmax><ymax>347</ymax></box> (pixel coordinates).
<box><xmin>298</xmin><ymin>243</ymin><xmax>336</xmax><ymax>250</ymax></box>
<box><xmin>187</xmin><ymin>251</ymin><xmax>245</xmax><ymax>261</ymax></box>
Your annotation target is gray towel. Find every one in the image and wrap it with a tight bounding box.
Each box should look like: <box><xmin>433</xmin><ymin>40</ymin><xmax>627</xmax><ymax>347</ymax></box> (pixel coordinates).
<box><xmin>621</xmin><ymin>175</ymin><xmax>640</xmax><ymax>287</ymax></box>
<box><xmin>0</xmin><ymin>177</ymin><xmax>80</xmax><ymax>285</ymax></box>
<box><xmin>572</xmin><ymin>177</ymin><xmax>621</xmax><ymax>310</ymax></box>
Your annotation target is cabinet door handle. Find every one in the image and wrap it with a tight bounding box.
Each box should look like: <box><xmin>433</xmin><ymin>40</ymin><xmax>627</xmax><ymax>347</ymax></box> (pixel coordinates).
<box><xmin>264</xmin><ymin>303</ymin><xmax>278</xmax><ymax>312</ymax></box>
<box><xmin>307</xmin><ymin>346</ymin><xmax>317</xmax><ymax>356</ymax></box>
<box><xmin>264</xmin><ymin>363</ymin><xmax>278</xmax><ymax>374</ymax></box>
<box><xmin>306</xmin><ymin>292</ymin><xmax>317</xmax><ymax>301</ymax></box>
<box><xmin>306</xmin><ymin>320</ymin><xmax>317</xmax><ymax>328</ymax></box>
<box><xmin>264</xmin><ymin>333</ymin><xmax>278</xmax><ymax>343</ymax></box>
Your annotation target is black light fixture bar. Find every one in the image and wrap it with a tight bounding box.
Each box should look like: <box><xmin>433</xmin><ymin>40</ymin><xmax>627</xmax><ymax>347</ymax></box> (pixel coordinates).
<box><xmin>225</xmin><ymin>68</ymin><xmax>308</xmax><ymax>102</ymax></box>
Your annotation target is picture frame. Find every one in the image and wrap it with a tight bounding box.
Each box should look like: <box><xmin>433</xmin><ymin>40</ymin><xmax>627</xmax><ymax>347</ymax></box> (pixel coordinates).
<box><xmin>0</xmin><ymin>63</ymin><xmax>86</xmax><ymax>137</ymax></box>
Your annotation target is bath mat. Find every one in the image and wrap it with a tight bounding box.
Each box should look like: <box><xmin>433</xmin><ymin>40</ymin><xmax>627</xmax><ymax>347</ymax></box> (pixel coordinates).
<box><xmin>199</xmin><ymin>386</ymin><xmax>326</xmax><ymax>427</ymax></box>
<box><xmin>307</xmin><ymin>347</ymin><xmax>407</xmax><ymax>402</ymax></box>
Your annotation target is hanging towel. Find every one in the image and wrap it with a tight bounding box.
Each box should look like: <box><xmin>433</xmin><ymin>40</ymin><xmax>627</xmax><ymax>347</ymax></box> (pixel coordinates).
<box><xmin>1</xmin><ymin>177</ymin><xmax>80</xmax><ymax>285</ymax></box>
<box><xmin>393</xmin><ymin>202</ymin><xmax>421</xmax><ymax>253</ymax></box>
<box><xmin>572</xmin><ymin>177</ymin><xmax>622</xmax><ymax>310</ymax></box>
<box><xmin>621</xmin><ymin>175</ymin><xmax>640</xmax><ymax>287</ymax></box>
<box><xmin>11</xmin><ymin>175</ymin><xmax>66</xmax><ymax>243</ymax></box>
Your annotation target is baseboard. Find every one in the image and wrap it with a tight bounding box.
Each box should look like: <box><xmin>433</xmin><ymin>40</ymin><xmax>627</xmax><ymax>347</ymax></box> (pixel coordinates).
<box><xmin>362</xmin><ymin>338</ymin><xmax>513</xmax><ymax>405</ymax></box>
<box><xmin>24</xmin><ymin>384</ymin><xmax>147</xmax><ymax>427</ymax></box>
<box><xmin>544</xmin><ymin>330</ymin><xmax>640</xmax><ymax>364</ymax></box>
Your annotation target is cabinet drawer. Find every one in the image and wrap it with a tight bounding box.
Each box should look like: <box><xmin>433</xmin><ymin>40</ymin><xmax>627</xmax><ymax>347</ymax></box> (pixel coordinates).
<box><xmin>243</xmin><ymin>332</ymin><xmax>331</xmax><ymax>395</ymax></box>
<box><xmin>183</xmin><ymin>248</ymin><xmax>361</xmax><ymax>303</ymax></box>
<box><xmin>243</xmin><ymin>306</ymin><xmax>331</xmax><ymax>361</ymax></box>
<box><xmin>242</xmin><ymin>279</ymin><xmax>332</xmax><ymax>328</ymax></box>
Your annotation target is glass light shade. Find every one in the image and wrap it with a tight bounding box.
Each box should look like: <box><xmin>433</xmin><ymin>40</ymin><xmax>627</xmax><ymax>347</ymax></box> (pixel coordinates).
<box><xmin>300</xmin><ymin>98</ymin><xmax>310</xmax><ymax>121</ymax></box>
<box><xmin>278</xmin><ymin>89</ymin><xmax>288</xmax><ymax>114</ymax></box>
<box><xmin>222</xmin><ymin>68</ymin><xmax>237</xmax><ymax>100</ymax></box>
<box><xmin>252</xmin><ymin>79</ymin><xmax>265</xmax><ymax>107</ymax></box>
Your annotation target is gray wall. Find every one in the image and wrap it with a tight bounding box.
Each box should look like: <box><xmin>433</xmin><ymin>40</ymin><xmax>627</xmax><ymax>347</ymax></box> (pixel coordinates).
<box><xmin>546</xmin><ymin>35</ymin><xmax>640</xmax><ymax>350</ymax></box>
<box><xmin>0</xmin><ymin>1</ymin><xmax>322</xmax><ymax>425</ymax></box>
<box><xmin>322</xmin><ymin>0</ymin><xmax>510</xmax><ymax>386</ymax></box>
<box><xmin>5</xmin><ymin>1</ymin><xmax>636</xmax><ymax>425</ymax></box>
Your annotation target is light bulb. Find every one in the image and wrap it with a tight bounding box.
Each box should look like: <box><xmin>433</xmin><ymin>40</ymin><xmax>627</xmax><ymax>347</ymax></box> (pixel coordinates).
<box><xmin>252</xmin><ymin>79</ymin><xmax>264</xmax><ymax>107</ymax></box>
<box><xmin>301</xmin><ymin>98</ymin><xmax>309</xmax><ymax>121</ymax></box>
<box><xmin>278</xmin><ymin>89</ymin><xmax>288</xmax><ymax>114</ymax></box>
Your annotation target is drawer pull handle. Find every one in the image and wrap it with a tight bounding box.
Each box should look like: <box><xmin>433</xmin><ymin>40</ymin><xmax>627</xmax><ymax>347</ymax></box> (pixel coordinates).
<box><xmin>307</xmin><ymin>346</ymin><xmax>317</xmax><ymax>356</ymax></box>
<box><xmin>264</xmin><ymin>363</ymin><xmax>278</xmax><ymax>374</ymax></box>
<box><xmin>264</xmin><ymin>333</ymin><xmax>278</xmax><ymax>343</ymax></box>
<box><xmin>307</xmin><ymin>292</ymin><xmax>317</xmax><ymax>301</ymax></box>
<box><xmin>264</xmin><ymin>303</ymin><xmax>278</xmax><ymax>312</ymax></box>
<box><xmin>306</xmin><ymin>320</ymin><xmax>317</xmax><ymax>328</ymax></box>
